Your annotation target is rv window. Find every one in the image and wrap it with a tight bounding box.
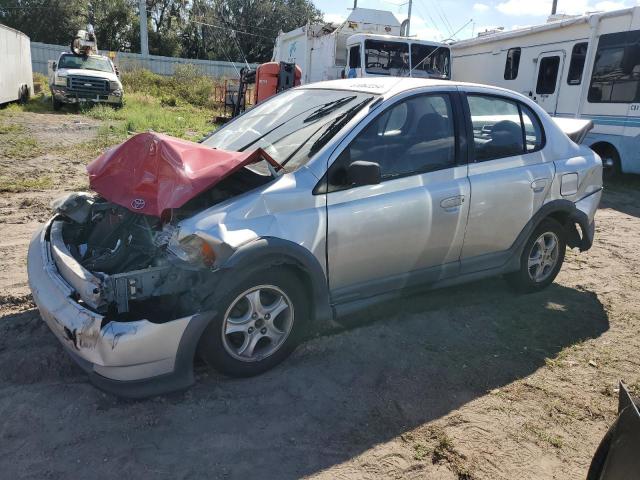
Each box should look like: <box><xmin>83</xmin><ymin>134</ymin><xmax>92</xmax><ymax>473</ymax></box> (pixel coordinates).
<box><xmin>410</xmin><ymin>44</ymin><xmax>451</xmax><ymax>79</ymax></box>
<box><xmin>364</xmin><ymin>40</ymin><xmax>409</xmax><ymax>76</ymax></box>
<box><xmin>567</xmin><ymin>42</ymin><xmax>588</xmax><ymax>85</ymax></box>
<box><xmin>504</xmin><ymin>48</ymin><xmax>521</xmax><ymax>80</ymax></box>
<box><xmin>349</xmin><ymin>45</ymin><xmax>361</xmax><ymax>69</ymax></box>
<box><xmin>588</xmin><ymin>30</ymin><xmax>640</xmax><ymax>103</ymax></box>
<box><xmin>536</xmin><ymin>56</ymin><xmax>560</xmax><ymax>94</ymax></box>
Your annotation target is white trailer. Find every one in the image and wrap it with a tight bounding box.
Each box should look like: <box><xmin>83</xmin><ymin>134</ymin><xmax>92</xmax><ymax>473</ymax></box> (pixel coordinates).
<box><xmin>0</xmin><ymin>23</ymin><xmax>32</xmax><ymax>105</ymax></box>
<box><xmin>450</xmin><ymin>7</ymin><xmax>640</xmax><ymax>176</ymax></box>
<box><xmin>272</xmin><ymin>8</ymin><xmax>450</xmax><ymax>84</ymax></box>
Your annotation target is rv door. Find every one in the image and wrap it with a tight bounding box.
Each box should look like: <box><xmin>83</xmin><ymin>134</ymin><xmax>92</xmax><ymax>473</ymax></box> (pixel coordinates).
<box><xmin>533</xmin><ymin>51</ymin><xmax>565</xmax><ymax>114</ymax></box>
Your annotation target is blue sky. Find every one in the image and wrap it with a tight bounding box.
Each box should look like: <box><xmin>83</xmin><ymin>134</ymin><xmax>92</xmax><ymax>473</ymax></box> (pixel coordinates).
<box><xmin>314</xmin><ymin>0</ymin><xmax>640</xmax><ymax>40</ymax></box>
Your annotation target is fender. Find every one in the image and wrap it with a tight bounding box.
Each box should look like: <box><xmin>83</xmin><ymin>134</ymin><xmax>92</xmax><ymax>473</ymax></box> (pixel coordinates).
<box><xmin>460</xmin><ymin>199</ymin><xmax>585</xmax><ymax>275</ymax></box>
<box><xmin>219</xmin><ymin>237</ymin><xmax>333</xmax><ymax>325</ymax></box>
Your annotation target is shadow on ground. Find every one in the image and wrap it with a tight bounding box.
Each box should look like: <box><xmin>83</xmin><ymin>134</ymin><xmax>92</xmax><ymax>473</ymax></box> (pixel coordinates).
<box><xmin>0</xmin><ymin>277</ymin><xmax>608</xmax><ymax>479</ymax></box>
<box><xmin>601</xmin><ymin>175</ymin><xmax>640</xmax><ymax>218</ymax></box>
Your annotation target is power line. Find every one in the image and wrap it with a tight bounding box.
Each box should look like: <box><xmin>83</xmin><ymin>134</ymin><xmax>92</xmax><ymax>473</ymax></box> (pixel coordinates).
<box><xmin>191</xmin><ymin>19</ymin><xmax>273</xmax><ymax>40</ymax></box>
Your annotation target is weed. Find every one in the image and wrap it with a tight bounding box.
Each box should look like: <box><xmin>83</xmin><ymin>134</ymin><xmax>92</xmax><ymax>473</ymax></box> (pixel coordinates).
<box><xmin>522</xmin><ymin>422</ymin><xmax>564</xmax><ymax>448</ymax></box>
<box><xmin>0</xmin><ymin>176</ymin><xmax>53</xmax><ymax>193</ymax></box>
<box><xmin>413</xmin><ymin>442</ymin><xmax>429</xmax><ymax>461</ymax></box>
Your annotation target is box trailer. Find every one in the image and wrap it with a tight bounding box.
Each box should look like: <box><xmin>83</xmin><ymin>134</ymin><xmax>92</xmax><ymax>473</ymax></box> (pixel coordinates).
<box><xmin>0</xmin><ymin>23</ymin><xmax>33</xmax><ymax>105</ymax></box>
<box><xmin>450</xmin><ymin>7</ymin><xmax>640</xmax><ymax>176</ymax></box>
<box><xmin>272</xmin><ymin>8</ymin><xmax>450</xmax><ymax>84</ymax></box>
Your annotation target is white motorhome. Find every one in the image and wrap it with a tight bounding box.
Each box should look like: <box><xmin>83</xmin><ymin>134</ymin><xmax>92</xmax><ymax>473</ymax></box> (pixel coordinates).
<box><xmin>451</xmin><ymin>7</ymin><xmax>640</xmax><ymax>176</ymax></box>
<box><xmin>272</xmin><ymin>8</ymin><xmax>451</xmax><ymax>84</ymax></box>
<box><xmin>0</xmin><ymin>23</ymin><xmax>33</xmax><ymax>105</ymax></box>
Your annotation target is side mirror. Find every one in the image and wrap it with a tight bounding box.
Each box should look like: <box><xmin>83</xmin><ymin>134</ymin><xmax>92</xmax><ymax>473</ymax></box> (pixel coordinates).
<box><xmin>347</xmin><ymin>160</ymin><xmax>381</xmax><ymax>186</ymax></box>
<box><xmin>52</xmin><ymin>61</ymin><xmax>57</xmax><ymax>71</ymax></box>
<box><xmin>115</xmin><ymin>66</ymin><xmax>120</xmax><ymax>77</ymax></box>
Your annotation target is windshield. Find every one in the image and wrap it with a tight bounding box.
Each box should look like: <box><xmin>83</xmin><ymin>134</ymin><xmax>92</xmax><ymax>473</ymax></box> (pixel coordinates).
<box><xmin>411</xmin><ymin>44</ymin><xmax>450</xmax><ymax>79</ymax></box>
<box><xmin>364</xmin><ymin>40</ymin><xmax>410</xmax><ymax>76</ymax></box>
<box><xmin>203</xmin><ymin>89</ymin><xmax>376</xmax><ymax>171</ymax></box>
<box><xmin>58</xmin><ymin>54</ymin><xmax>113</xmax><ymax>73</ymax></box>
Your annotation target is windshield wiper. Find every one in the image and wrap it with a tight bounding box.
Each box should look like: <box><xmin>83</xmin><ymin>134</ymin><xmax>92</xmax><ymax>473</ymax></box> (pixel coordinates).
<box><xmin>308</xmin><ymin>96</ymin><xmax>374</xmax><ymax>155</ymax></box>
<box><xmin>303</xmin><ymin>96</ymin><xmax>357</xmax><ymax>123</ymax></box>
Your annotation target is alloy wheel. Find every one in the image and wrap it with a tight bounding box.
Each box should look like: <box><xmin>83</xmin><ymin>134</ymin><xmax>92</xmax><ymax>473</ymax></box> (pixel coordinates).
<box><xmin>527</xmin><ymin>232</ymin><xmax>560</xmax><ymax>283</ymax></box>
<box><xmin>221</xmin><ymin>285</ymin><xmax>294</xmax><ymax>362</ymax></box>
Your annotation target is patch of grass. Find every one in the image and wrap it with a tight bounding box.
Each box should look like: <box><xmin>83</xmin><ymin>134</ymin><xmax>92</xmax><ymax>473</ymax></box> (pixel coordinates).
<box><xmin>0</xmin><ymin>175</ymin><xmax>53</xmax><ymax>192</ymax></box>
<box><xmin>0</xmin><ymin>135</ymin><xmax>44</xmax><ymax>160</ymax></box>
<box><xmin>121</xmin><ymin>64</ymin><xmax>220</xmax><ymax>108</ymax></box>
<box><xmin>0</xmin><ymin>123</ymin><xmax>24</xmax><ymax>135</ymax></box>
<box><xmin>425</xmin><ymin>426</ymin><xmax>475</xmax><ymax>480</ymax></box>
<box><xmin>413</xmin><ymin>442</ymin><xmax>429</xmax><ymax>461</ymax></box>
<box><xmin>80</xmin><ymin>92</ymin><xmax>215</xmax><ymax>141</ymax></box>
<box><xmin>522</xmin><ymin>422</ymin><xmax>564</xmax><ymax>449</ymax></box>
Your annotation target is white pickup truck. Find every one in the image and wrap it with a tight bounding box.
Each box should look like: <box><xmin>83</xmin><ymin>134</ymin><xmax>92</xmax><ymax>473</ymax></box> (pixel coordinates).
<box><xmin>48</xmin><ymin>52</ymin><xmax>124</xmax><ymax>110</ymax></box>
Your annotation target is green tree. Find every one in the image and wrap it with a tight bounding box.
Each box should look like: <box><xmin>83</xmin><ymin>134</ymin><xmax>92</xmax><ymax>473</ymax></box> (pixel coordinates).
<box><xmin>0</xmin><ymin>0</ymin><xmax>88</xmax><ymax>45</ymax></box>
<box><xmin>89</xmin><ymin>0</ymin><xmax>138</xmax><ymax>52</ymax></box>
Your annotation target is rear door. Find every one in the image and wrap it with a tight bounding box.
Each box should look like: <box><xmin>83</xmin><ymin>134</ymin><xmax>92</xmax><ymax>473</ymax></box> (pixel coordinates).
<box><xmin>460</xmin><ymin>90</ymin><xmax>553</xmax><ymax>271</ymax></box>
<box><xmin>534</xmin><ymin>51</ymin><xmax>565</xmax><ymax>114</ymax></box>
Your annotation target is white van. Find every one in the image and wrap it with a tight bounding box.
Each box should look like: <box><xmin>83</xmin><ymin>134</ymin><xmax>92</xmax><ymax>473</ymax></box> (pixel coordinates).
<box><xmin>451</xmin><ymin>7</ymin><xmax>640</xmax><ymax>176</ymax></box>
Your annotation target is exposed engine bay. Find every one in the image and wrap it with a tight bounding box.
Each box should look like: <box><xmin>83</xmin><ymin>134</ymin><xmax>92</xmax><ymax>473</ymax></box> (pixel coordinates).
<box><xmin>52</xmin><ymin>165</ymin><xmax>273</xmax><ymax>322</ymax></box>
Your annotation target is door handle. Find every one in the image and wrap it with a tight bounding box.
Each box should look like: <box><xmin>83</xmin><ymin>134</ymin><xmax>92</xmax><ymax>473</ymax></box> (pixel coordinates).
<box><xmin>440</xmin><ymin>195</ymin><xmax>465</xmax><ymax>209</ymax></box>
<box><xmin>531</xmin><ymin>179</ymin><xmax>548</xmax><ymax>193</ymax></box>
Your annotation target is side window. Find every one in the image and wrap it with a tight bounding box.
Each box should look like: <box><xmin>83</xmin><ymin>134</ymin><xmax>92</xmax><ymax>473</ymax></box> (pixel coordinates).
<box><xmin>588</xmin><ymin>30</ymin><xmax>640</xmax><ymax>103</ymax></box>
<box><xmin>536</xmin><ymin>56</ymin><xmax>561</xmax><ymax>94</ymax></box>
<box><xmin>467</xmin><ymin>95</ymin><xmax>543</xmax><ymax>161</ymax></box>
<box><xmin>520</xmin><ymin>104</ymin><xmax>543</xmax><ymax>152</ymax></box>
<box><xmin>567</xmin><ymin>42</ymin><xmax>588</xmax><ymax>85</ymax></box>
<box><xmin>348</xmin><ymin>45</ymin><xmax>361</xmax><ymax>69</ymax></box>
<box><xmin>328</xmin><ymin>94</ymin><xmax>456</xmax><ymax>190</ymax></box>
<box><xmin>504</xmin><ymin>47</ymin><xmax>521</xmax><ymax>80</ymax></box>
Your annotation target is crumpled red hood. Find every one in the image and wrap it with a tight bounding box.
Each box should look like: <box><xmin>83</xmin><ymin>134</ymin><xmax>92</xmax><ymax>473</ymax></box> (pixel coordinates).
<box><xmin>87</xmin><ymin>132</ymin><xmax>279</xmax><ymax>217</ymax></box>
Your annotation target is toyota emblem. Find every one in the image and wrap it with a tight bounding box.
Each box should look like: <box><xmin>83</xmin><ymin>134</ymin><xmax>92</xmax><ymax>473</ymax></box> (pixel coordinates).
<box><xmin>131</xmin><ymin>198</ymin><xmax>146</xmax><ymax>210</ymax></box>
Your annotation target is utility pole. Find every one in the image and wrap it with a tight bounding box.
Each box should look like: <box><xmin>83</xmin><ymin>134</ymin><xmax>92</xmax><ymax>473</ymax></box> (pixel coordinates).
<box><xmin>353</xmin><ymin>0</ymin><xmax>357</xmax><ymax>9</ymax></box>
<box><xmin>406</xmin><ymin>0</ymin><xmax>413</xmax><ymax>36</ymax></box>
<box><xmin>551</xmin><ymin>0</ymin><xmax>558</xmax><ymax>15</ymax></box>
<box><xmin>139</xmin><ymin>0</ymin><xmax>149</xmax><ymax>56</ymax></box>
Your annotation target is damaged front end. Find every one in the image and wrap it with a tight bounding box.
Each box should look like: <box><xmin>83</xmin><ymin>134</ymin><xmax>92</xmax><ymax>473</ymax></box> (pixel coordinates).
<box><xmin>28</xmin><ymin>132</ymin><xmax>279</xmax><ymax>396</ymax></box>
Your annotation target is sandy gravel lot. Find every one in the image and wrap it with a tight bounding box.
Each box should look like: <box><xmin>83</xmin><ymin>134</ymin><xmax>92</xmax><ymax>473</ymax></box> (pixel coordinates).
<box><xmin>1</xmin><ymin>110</ymin><xmax>639</xmax><ymax>479</ymax></box>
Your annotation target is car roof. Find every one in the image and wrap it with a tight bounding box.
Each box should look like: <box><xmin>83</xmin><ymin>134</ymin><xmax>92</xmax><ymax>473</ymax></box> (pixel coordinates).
<box><xmin>301</xmin><ymin>77</ymin><xmax>510</xmax><ymax>97</ymax></box>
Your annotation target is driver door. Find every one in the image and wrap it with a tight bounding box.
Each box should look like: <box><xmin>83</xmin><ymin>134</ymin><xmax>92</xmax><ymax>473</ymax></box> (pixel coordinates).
<box><xmin>325</xmin><ymin>91</ymin><xmax>470</xmax><ymax>303</ymax></box>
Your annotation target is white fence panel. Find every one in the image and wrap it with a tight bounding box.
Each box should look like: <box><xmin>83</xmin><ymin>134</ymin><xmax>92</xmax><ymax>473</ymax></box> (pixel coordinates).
<box><xmin>30</xmin><ymin>42</ymin><xmax>255</xmax><ymax>78</ymax></box>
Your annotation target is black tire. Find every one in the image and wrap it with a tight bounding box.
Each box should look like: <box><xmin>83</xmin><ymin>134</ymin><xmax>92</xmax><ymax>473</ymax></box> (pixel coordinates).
<box><xmin>52</xmin><ymin>96</ymin><xmax>63</xmax><ymax>111</ymax></box>
<box><xmin>587</xmin><ymin>419</ymin><xmax>615</xmax><ymax>480</ymax></box>
<box><xmin>593</xmin><ymin>144</ymin><xmax>621</xmax><ymax>181</ymax></box>
<box><xmin>507</xmin><ymin>218</ymin><xmax>566</xmax><ymax>293</ymax></box>
<box><xmin>197</xmin><ymin>267</ymin><xmax>308</xmax><ymax>377</ymax></box>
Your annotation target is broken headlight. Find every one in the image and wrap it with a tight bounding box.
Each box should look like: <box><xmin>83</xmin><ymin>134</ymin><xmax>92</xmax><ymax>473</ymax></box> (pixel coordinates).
<box><xmin>168</xmin><ymin>234</ymin><xmax>216</xmax><ymax>268</ymax></box>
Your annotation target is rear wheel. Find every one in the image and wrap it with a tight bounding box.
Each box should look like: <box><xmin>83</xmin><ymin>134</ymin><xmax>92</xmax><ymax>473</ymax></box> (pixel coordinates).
<box><xmin>592</xmin><ymin>143</ymin><xmax>621</xmax><ymax>181</ymax></box>
<box><xmin>507</xmin><ymin>218</ymin><xmax>566</xmax><ymax>293</ymax></box>
<box><xmin>197</xmin><ymin>268</ymin><xmax>307</xmax><ymax>377</ymax></box>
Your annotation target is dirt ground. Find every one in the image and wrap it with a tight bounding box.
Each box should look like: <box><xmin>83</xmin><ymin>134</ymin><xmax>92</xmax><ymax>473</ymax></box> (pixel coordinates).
<box><xmin>1</xmin><ymin>110</ymin><xmax>639</xmax><ymax>480</ymax></box>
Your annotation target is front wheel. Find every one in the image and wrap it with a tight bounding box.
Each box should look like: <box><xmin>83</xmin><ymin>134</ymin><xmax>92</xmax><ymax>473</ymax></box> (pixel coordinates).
<box><xmin>52</xmin><ymin>96</ymin><xmax>63</xmax><ymax>111</ymax></box>
<box><xmin>507</xmin><ymin>218</ymin><xmax>566</xmax><ymax>293</ymax></box>
<box><xmin>197</xmin><ymin>268</ymin><xmax>307</xmax><ymax>377</ymax></box>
